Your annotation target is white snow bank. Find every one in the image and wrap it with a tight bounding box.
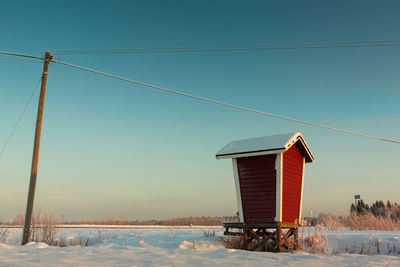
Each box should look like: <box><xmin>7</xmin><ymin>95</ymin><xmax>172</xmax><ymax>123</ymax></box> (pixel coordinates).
<box><xmin>0</xmin><ymin>228</ymin><xmax>399</xmax><ymax>266</ymax></box>
<box><xmin>0</xmin><ymin>243</ymin><xmax>13</xmax><ymax>249</ymax></box>
<box><xmin>315</xmin><ymin>229</ymin><xmax>400</xmax><ymax>255</ymax></box>
<box><xmin>24</xmin><ymin>242</ymin><xmax>50</xmax><ymax>248</ymax></box>
<box><xmin>179</xmin><ymin>240</ymin><xmax>195</xmax><ymax>250</ymax></box>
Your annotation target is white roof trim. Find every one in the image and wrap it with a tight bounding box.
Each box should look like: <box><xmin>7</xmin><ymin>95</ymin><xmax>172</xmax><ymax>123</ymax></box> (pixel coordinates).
<box><xmin>283</xmin><ymin>132</ymin><xmax>314</xmax><ymax>162</ymax></box>
<box><xmin>216</xmin><ymin>149</ymin><xmax>285</xmax><ymax>159</ymax></box>
<box><xmin>216</xmin><ymin>132</ymin><xmax>314</xmax><ymax>162</ymax></box>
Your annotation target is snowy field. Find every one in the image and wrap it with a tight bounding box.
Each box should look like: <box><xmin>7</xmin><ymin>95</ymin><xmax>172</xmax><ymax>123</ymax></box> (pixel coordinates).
<box><xmin>1</xmin><ymin>227</ymin><xmax>400</xmax><ymax>266</ymax></box>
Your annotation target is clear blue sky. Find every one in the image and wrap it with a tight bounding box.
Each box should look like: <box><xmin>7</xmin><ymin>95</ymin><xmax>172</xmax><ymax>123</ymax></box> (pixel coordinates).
<box><xmin>0</xmin><ymin>0</ymin><xmax>399</xmax><ymax>221</ymax></box>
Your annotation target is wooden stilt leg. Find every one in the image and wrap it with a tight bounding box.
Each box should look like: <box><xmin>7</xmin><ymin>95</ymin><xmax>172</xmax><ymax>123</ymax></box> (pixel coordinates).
<box><xmin>243</xmin><ymin>229</ymin><xmax>252</xmax><ymax>250</ymax></box>
<box><xmin>294</xmin><ymin>227</ymin><xmax>299</xmax><ymax>250</ymax></box>
<box><xmin>222</xmin><ymin>222</ymin><xmax>299</xmax><ymax>252</ymax></box>
<box><xmin>242</xmin><ymin>230</ymin><xmax>247</xmax><ymax>250</ymax></box>
<box><xmin>276</xmin><ymin>227</ymin><xmax>282</xmax><ymax>252</ymax></box>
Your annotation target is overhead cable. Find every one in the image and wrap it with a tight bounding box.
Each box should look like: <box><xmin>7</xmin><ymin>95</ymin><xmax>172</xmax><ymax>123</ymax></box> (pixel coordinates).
<box><xmin>51</xmin><ymin>59</ymin><xmax>400</xmax><ymax>144</ymax></box>
<box><xmin>0</xmin><ymin>51</ymin><xmax>43</xmax><ymax>60</ymax></box>
<box><xmin>51</xmin><ymin>40</ymin><xmax>400</xmax><ymax>55</ymax></box>
<box><xmin>0</xmin><ymin>78</ymin><xmax>42</xmax><ymax>159</ymax></box>
<box><xmin>0</xmin><ymin>57</ymin><xmax>42</xmax><ymax>64</ymax></box>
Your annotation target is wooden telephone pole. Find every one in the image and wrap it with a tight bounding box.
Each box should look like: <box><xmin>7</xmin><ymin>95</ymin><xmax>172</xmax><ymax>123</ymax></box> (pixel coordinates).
<box><xmin>21</xmin><ymin>51</ymin><xmax>52</xmax><ymax>245</ymax></box>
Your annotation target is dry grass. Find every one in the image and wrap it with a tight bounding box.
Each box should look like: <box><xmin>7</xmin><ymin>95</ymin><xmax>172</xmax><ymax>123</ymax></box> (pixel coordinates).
<box><xmin>50</xmin><ymin>236</ymin><xmax>91</xmax><ymax>247</ymax></box>
<box><xmin>0</xmin><ymin>226</ymin><xmax>8</xmax><ymax>243</ymax></box>
<box><xmin>317</xmin><ymin>212</ymin><xmax>400</xmax><ymax>231</ymax></box>
<box><xmin>50</xmin><ymin>230</ymin><xmax>111</xmax><ymax>247</ymax></box>
<box><xmin>219</xmin><ymin>236</ymin><xmax>243</xmax><ymax>249</ymax></box>
<box><xmin>348</xmin><ymin>212</ymin><xmax>400</xmax><ymax>231</ymax></box>
<box><xmin>299</xmin><ymin>225</ymin><xmax>327</xmax><ymax>254</ymax></box>
<box><xmin>14</xmin><ymin>212</ymin><xmax>104</xmax><ymax>247</ymax></box>
<box><xmin>318</xmin><ymin>214</ymin><xmax>346</xmax><ymax>230</ymax></box>
<box><xmin>30</xmin><ymin>211</ymin><xmax>59</xmax><ymax>245</ymax></box>
<box><xmin>203</xmin><ymin>230</ymin><xmax>216</xmax><ymax>237</ymax></box>
<box><xmin>10</xmin><ymin>213</ymin><xmax>24</xmax><ymax>226</ymax></box>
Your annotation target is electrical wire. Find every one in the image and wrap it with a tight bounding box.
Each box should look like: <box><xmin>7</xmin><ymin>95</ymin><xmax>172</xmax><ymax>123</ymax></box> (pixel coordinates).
<box><xmin>51</xmin><ymin>40</ymin><xmax>400</xmax><ymax>55</ymax></box>
<box><xmin>0</xmin><ymin>78</ymin><xmax>42</xmax><ymax>159</ymax></box>
<box><xmin>51</xmin><ymin>59</ymin><xmax>400</xmax><ymax>144</ymax></box>
<box><xmin>0</xmin><ymin>51</ymin><xmax>43</xmax><ymax>60</ymax></box>
<box><xmin>0</xmin><ymin>57</ymin><xmax>42</xmax><ymax>64</ymax></box>
<box><xmin>1</xmin><ymin>49</ymin><xmax>398</xmax><ymax>144</ymax></box>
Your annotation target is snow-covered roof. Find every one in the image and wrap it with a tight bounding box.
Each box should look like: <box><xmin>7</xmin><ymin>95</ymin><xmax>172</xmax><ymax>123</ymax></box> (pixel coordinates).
<box><xmin>216</xmin><ymin>132</ymin><xmax>314</xmax><ymax>162</ymax></box>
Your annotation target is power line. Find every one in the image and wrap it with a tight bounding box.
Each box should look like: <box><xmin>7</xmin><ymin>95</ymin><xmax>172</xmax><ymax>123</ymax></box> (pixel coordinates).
<box><xmin>51</xmin><ymin>59</ymin><xmax>400</xmax><ymax>145</ymax></box>
<box><xmin>1</xmin><ymin>49</ymin><xmax>397</xmax><ymax>144</ymax></box>
<box><xmin>3</xmin><ymin>40</ymin><xmax>400</xmax><ymax>61</ymax></box>
<box><xmin>0</xmin><ymin>78</ymin><xmax>42</xmax><ymax>159</ymax></box>
<box><xmin>52</xmin><ymin>40</ymin><xmax>400</xmax><ymax>55</ymax></box>
<box><xmin>0</xmin><ymin>51</ymin><xmax>43</xmax><ymax>60</ymax></box>
<box><xmin>0</xmin><ymin>57</ymin><xmax>42</xmax><ymax>64</ymax></box>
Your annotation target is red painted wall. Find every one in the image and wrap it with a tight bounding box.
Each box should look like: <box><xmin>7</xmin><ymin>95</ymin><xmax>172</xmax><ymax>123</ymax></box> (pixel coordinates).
<box><xmin>237</xmin><ymin>155</ymin><xmax>276</xmax><ymax>223</ymax></box>
<box><xmin>282</xmin><ymin>144</ymin><xmax>304</xmax><ymax>223</ymax></box>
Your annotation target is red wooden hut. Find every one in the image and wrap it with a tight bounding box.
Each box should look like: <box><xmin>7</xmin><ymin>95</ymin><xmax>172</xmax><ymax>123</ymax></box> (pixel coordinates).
<box><xmin>216</xmin><ymin>132</ymin><xmax>314</xmax><ymax>251</ymax></box>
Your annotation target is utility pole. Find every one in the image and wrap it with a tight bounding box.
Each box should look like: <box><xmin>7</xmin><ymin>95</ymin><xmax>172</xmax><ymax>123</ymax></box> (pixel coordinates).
<box><xmin>21</xmin><ymin>51</ymin><xmax>52</xmax><ymax>245</ymax></box>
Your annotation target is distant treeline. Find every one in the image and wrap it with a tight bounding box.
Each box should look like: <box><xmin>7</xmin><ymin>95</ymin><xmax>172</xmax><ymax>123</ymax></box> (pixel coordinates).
<box><xmin>0</xmin><ymin>213</ymin><xmax>238</xmax><ymax>226</ymax></box>
<box><xmin>4</xmin><ymin>200</ymin><xmax>398</xmax><ymax>227</ymax></box>
<box><xmin>350</xmin><ymin>200</ymin><xmax>400</xmax><ymax>221</ymax></box>
<box><xmin>56</xmin><ymin>216</ymin><xmax>238</xmax><ymax>226</ymax></box>
<box><xmin>303</xmin><ymin>200</ymin><xmax>400</xmax><ymax>228</ymax></box>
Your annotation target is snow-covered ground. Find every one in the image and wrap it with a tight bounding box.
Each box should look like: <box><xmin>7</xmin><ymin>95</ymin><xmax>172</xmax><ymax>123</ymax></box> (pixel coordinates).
<box><xmin>0</xmin><ymin>227</ymin><xmax>399</xmax><ymax>266</ymax></box>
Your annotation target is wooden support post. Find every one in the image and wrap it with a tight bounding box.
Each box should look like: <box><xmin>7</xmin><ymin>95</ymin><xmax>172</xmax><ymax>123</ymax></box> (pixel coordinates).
<box><xmin>223</xmin><ymin>222</ymin><xmax>299</xmax><ymax>252</ymax></box>
<box><xmin>249</xmin><ymin>229</ymin><xmax>261</xmax><ymax>240</ymax></box>
<box><xmin>224</xmin><ymin>227</ymin><xmax>229</xmax><ymax>235</ymax></box>
<box><xmin>21</xmin><ymin>52</ymin><xmax>52</xmax><ymax>245</ymax></box>
<box><xmin>245</xmin><ymin>230</ymin><xmax>251</xmax><ymax>250</ymax></box>
<box><xmin>294</xmin><ymin>227</ymin><xmax>299</xmax><ymax>250</ymax></box>
<box><xmin>250</xmin><ymin>230</ymin><xmax>275</xmax><ymax>251</ymax></box>
<box><xmin>242</xmin><ymin>230</ymin><xmax>247</xmax><ymax>250</ymax></box>
<box><xmin>282</xmin><ymin>229</ymin><xmax>293</xmax><ymax>250</ymax></box>
<box><xmin>276</xmin><ymin>227</ymin><xmax>282</xmax><ymax>252</ymax></box>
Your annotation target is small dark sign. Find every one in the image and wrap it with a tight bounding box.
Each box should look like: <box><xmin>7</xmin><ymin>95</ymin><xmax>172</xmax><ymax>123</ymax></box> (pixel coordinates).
<box><xmin>355</xmin><ymin>195</ymin><xmax>361</xmax><ymax>199</ymax></box>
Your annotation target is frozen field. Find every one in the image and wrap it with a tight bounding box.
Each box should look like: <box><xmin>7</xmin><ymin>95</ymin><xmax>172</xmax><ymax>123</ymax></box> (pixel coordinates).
<box><xmin>0</xmin><ymin>226</ymin><xmax>400</xmax><ymax>266</ymax></box>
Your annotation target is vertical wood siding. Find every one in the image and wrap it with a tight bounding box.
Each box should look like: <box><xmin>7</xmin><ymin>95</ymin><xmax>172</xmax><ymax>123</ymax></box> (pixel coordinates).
<box><xmin>237</xmin><ymin>155</ymin><xmax>276</xmax><ymax>223</ymax></box>
<box><xmin>282</xmin><ymin>144</ymin><xmax>304</xmax><ymax>223</ymax></box>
